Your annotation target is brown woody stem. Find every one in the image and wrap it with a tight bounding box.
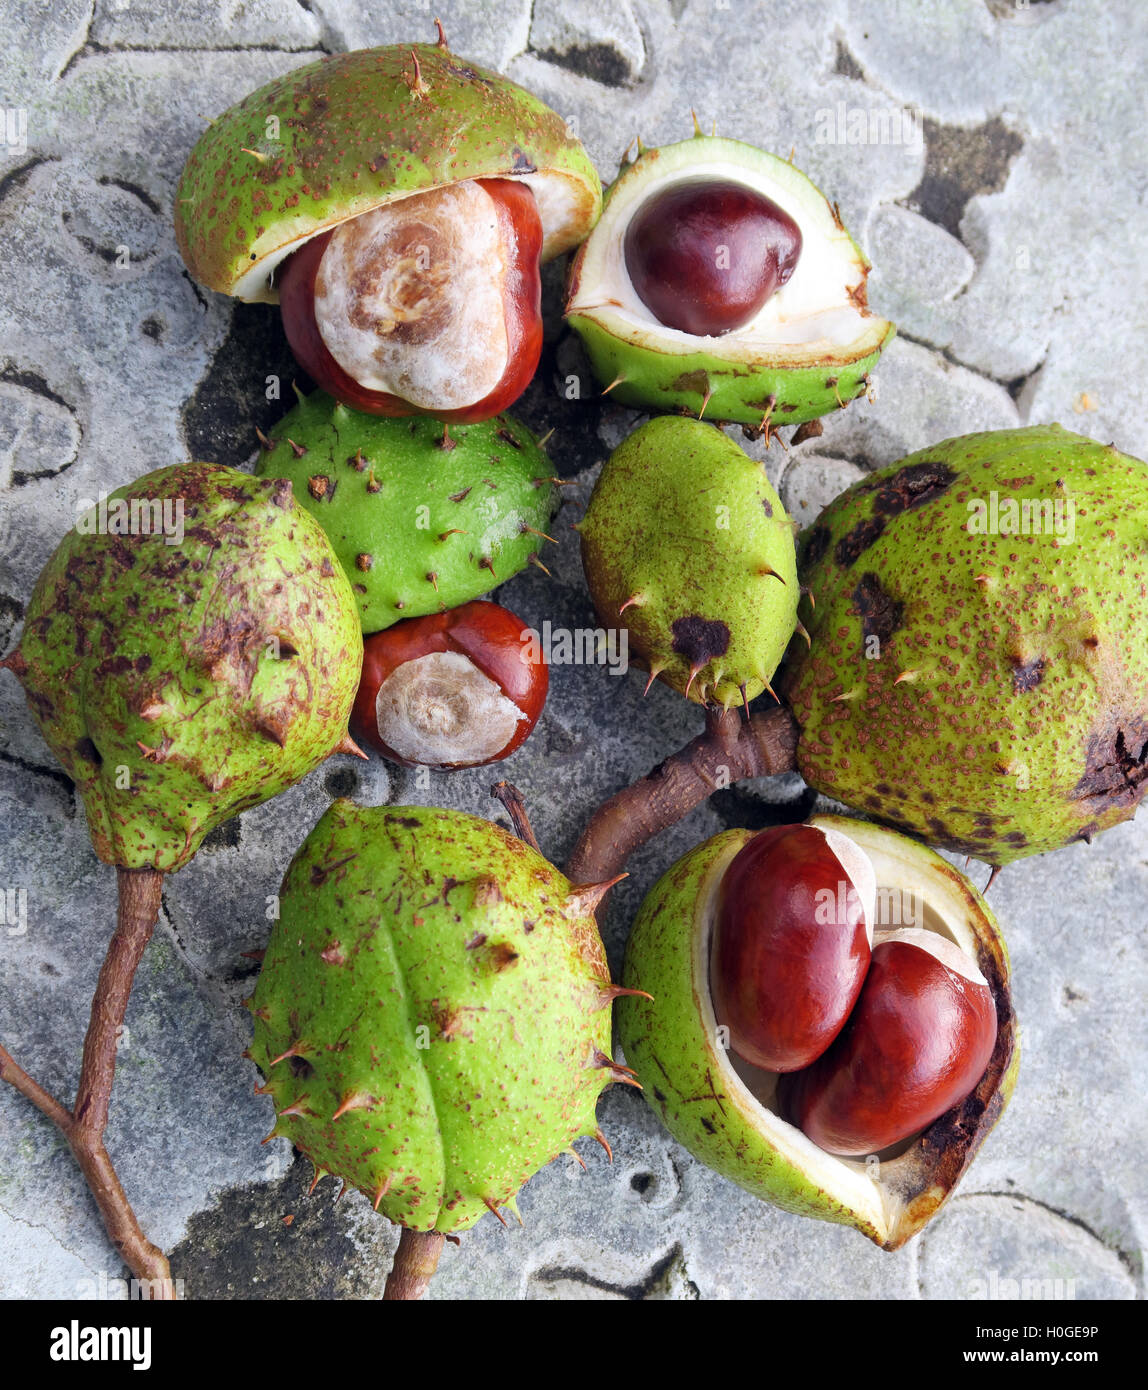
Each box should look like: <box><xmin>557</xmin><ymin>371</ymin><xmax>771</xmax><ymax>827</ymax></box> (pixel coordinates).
<box><xmin>565</xmin><ymin>704</ymin><xmax>800</xmax><ymax>888</ymax></box>
<box><xmin>0</xmin><ymin>866</ymin><xmax>173</xmax><ymax>1297</ymax></box>
<box><xmin>490</xmin><ymin>780</ymin><xmax>542</xmax><ymax>853</ymax></box>
<box><xmin>383</xmin><ymin>1228</ymin><xmax>446</xmax><ymax>1301</ymax></box>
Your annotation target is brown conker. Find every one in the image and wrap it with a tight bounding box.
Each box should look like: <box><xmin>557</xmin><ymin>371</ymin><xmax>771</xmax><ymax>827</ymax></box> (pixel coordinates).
<box><xmin>710</xmin><ymin>823</ymin><xmax>875</xmax><ymax>1072</ymax></box>
<box><xmin>779</xmin><ymin>928</ymin><xmax>998</xmax><ymax>1157</ymax></box>
<box><xmin>351</xmin><ymin>600</ymin><xmax>547</xmax><ymax>769</ymax></box>
<box><xmin>623</xmin><ymin>178</ymin><xmax>802</xmax><ymax>337</ymax></box>
<box><xmin>278</xmin><ymin>178</ymin><xmax>543</xmax><ymax>422</ymax></box>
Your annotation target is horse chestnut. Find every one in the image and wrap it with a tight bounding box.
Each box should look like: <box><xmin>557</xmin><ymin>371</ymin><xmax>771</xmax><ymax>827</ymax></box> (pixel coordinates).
<box><xmin>351</xmin><ymin>600</ymin><xmax>547</xmax><ymax>768</ymax></box>
<box><xmin>617</xmin><ymin>816</ymin><xmax>1016</xmax><ymax>1247</ymax></box>
<box><xmin>623</xmin><ymin>178</ymin><xmax>802</xmax><ymax>337</ymax></box>
<box><xmin>780</xmin><ymin>928</ymin><xmax>998</xmax><ymax>1156</ymax></box>
<box><xmin>279</xmin><ymin>179</ymin><xmax>543</xmax><ymax>422</ymax></box>
<box><xmin>710</xmin><ymin>823</ymin><xmax>875</xmax><ymax>1072</ymax></box>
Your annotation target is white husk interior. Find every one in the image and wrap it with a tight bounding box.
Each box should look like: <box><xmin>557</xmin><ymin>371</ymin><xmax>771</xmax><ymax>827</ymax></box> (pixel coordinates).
<box><xmin>876</xmin><ymin>926</ymin><xmax>989</xmax><ymax>986</ymax></box>
<box><xmin>697</xmin><ymin>817</ymin><xmax>991</xmax><ymax>1243</ymax></box>
<box><xmin>821</xmin><ymin>824</ymin><xmax>877</xmax><ymax>945</ymax></box>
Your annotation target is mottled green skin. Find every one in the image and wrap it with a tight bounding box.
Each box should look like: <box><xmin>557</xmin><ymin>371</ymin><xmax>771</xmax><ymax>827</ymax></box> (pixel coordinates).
<box><xmin>618</xmin><ymin>817</ymin><xmax>1018</xmax><ymax>1248</ymax></box>
<box><xmin>10</xmin><ymin>465</ymin><xmax>362</xmax><ymax>872</ymax></box>
<box><xmin>566</xmin><ymin>136</ymin><xmax>894</xmax><ymax>426</ymax></box>
<box><xmin>175</xmin><ymin>43</ymin><xmax>602</xmax><ymax>299</ymax></box>
<box><xmin>250</xmin><ymin>802</ymin><xmax>613</xmax><ymax>1233</ymax></box>
<box><xmin>580</xmin><ymin>417</ymin><xmax>798</xmax><ymax>706</ymax></box>
<box><xmin>783</xmin><ymin>426</ymin><xmax>1148</xmax><ymax>864</ymax></box>
<box><xmin>256</xmin><ymin>393</ymin><xmax>557</xmax><ymax>634</ymax></box>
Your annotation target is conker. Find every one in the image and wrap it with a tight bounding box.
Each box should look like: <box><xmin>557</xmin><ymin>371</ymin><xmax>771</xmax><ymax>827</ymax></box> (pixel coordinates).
<box><xmin>351</xmin><ymin>600</ymin><xmax>547</xmax><ymax>768</ymax></box>
<box><xmin>710</xmin><ymin>823</ymin><xmax>875</xmax><ymax>1072</ymax></box>
<box><xmin>780</xmin><ymin>928</ymin><xmax>998</xmax><ymax>1157</ymax></box>
<box><xmin>623</xmin><ymin>178</ymin><xmax>802</xmax><ymax>337</ymax></box>
<box><xmin>278</xmin><ymin>178</ymin><xmax>543</xmax><ymax>422</ymax></box>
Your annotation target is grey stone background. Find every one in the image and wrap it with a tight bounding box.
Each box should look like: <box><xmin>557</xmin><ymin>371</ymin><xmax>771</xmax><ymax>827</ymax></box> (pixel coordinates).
<box><xmin>0</xmin><ymin>0</ymin><xmax>1144</xmax><ymax>1300</ymax></box>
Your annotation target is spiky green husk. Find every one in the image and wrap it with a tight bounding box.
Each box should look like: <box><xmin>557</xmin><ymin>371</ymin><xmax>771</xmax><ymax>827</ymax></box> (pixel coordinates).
<box><xmin>8</xmin><ymin>464</ymin><xmax>362</xmax><ymax>872</ymax></box>
<box><xmin>783</xmin><ymin>425</ymin><xmax>1148</xmax><ymax>864</ymax></box>
<box><xmin>567</xmin><ymin>314</ymin><xmax>890</xmax><ymax>428</ymax></box>
<box><xmin>250</xmin><ymin>801</ymin><xmax>614</xmax><ymax>1232</ymax></box>
<box><xmin>255</xmin><ymin>393</ymin><xmax>558</xmax><ymax>634</ymax></box>
<box><xmin>565</xmin><ymin>135</ymin><xmax>893</xmax><ymax>426</ymax></box>
<box><xmin>580</xmin><ymin>417</ymin><xmax>798</xmax><ymax>706</ymax></box>
<box><xmin>175</xmin><ymin>43</ymin><xmax>602</xmax><ymax>301</ymax></box>
<box><xmin>617</xmin><ymin>817</ymin><xmax>1017</xmax><ymax>1248</ymax></box>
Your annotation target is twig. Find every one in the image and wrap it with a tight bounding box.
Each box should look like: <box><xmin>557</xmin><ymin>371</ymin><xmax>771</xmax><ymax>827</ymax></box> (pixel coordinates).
<box><xmin>565</xmin><ymin>705</ymin><xmax>800</xmax><ymax>889</ymax></box>
<box><xmin>382</xmin><ymin>1228</ymin><xmax>445</xmax><ymax>1301</ymax></box>
<box><xmin>0</xmin><ymin>866</ymin><xmax>174</xmax><ymax>1297</ymax></box>
<box><xmin>490</xmin><ymin>780</ymin><xmax>542</xmax><ymax>853</ymax></box>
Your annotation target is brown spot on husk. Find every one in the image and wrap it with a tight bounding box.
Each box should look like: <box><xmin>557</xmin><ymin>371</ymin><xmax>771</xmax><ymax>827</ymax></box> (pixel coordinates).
<box><xmin>1071</xmin><ymin>715</ymin><xmax>1148</xmax><ymax>812</ymax></box>
<box><xmin>803</xmin><ymin>525</ymin><xmax>830</xmax><ymax>567</ymax></box>
<box><xmin>1011</xmin><ymin>656</ymin><xmax>1046</xmax><ymax>693</ymax></box>
<box><xmin>484</xmin><ymin>941</ymin><xmax>519</xmax><ymax>972</ymax></box>
<box><xmin>873</xmin><ymin>460</ymin><xmax>957</xmax><ymax>516</ymax></box>
<box><xmin>671</xmin><ymin>369</ymin><xmax>710</xmax><ymax>397</ymax></box>
<box><xmin>75</xmin><ymin>736</ymin><xmax>102</xmax><ymax>766</ymax></box>
<box><xmin>197</xmin><ymin>612</ymin><xmax>263</xmax><ymax>694</ymax></box>
<box><xmin>835</xmin><ymin>515</ymin><xmax>886</xmax><ymax>567</ymax></box>
<box><xmin>472</xmin><ymin>875</ymin><xmax>503</xmax><ymax>906</ymax></box>
<box><xmin>670</xmin><ymin>616</ymin><xmax>730</xmax><ymax>665</ymax></box>
<box><xmin>446</xmin><ymin>62</ymin><xmax>494</xmax><ymax>87</ymax></box>
<box><xmin>309</xmin><ymin>852</ymin><xmax>357</xmax><ymax>887</ymax></box>
<box><xmin>852</xmin><ymin>573</ymin><xmax>903</xmax><ymax>645</ymax></box>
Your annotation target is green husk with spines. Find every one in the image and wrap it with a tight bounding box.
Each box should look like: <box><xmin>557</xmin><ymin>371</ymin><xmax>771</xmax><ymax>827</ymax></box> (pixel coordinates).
<box><xmin>783</xmin><ymin>425</ymin><xmax>1148</xmax><ymax>864</ymax></box>
<box><xmin>6</xmin><ymin>463</ymin><xmax>362</xmax><ymax>872</ymax></box>
<box><xmin>256</xmin><ymin>392</ymin><xmax>558</xmax><ymax>634</ymax></box>
<box><xmin>250</xmin><ymin>801</ymin><xmax>618</xmax><ymax>1232</ymax></box>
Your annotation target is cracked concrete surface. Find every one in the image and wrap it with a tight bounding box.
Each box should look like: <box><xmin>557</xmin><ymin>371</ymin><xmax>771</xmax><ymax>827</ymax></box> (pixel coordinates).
<box><xmin>1</xmin><ymin>0</ymin><xmax>1146</xmax><ymax>1300</ymax></box>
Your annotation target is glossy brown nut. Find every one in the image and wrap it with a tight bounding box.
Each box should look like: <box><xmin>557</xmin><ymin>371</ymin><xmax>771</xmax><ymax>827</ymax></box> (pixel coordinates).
<box><xmin>710</xmin><ymin>823</ymin><xmax>874</xmax><ymax>1073</ymax></box>
<box><xmin>278</xmin><ymin>178</ymin><xmax>543</xmax><ymax>422</ymax></box>
<box><xmin>623</xmin><ymin>178</ymin><xmax>802</xmax><ymax>337</ymax></box>
<box><xmin>351</xmin><ymin>599</ymin><xmax>547</xmax><ymax>768</ymax></box>
<box><xmin>779</xmin><ymin>929</ymin><xmax>998</xmax><ymax>1156</ymax></box>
